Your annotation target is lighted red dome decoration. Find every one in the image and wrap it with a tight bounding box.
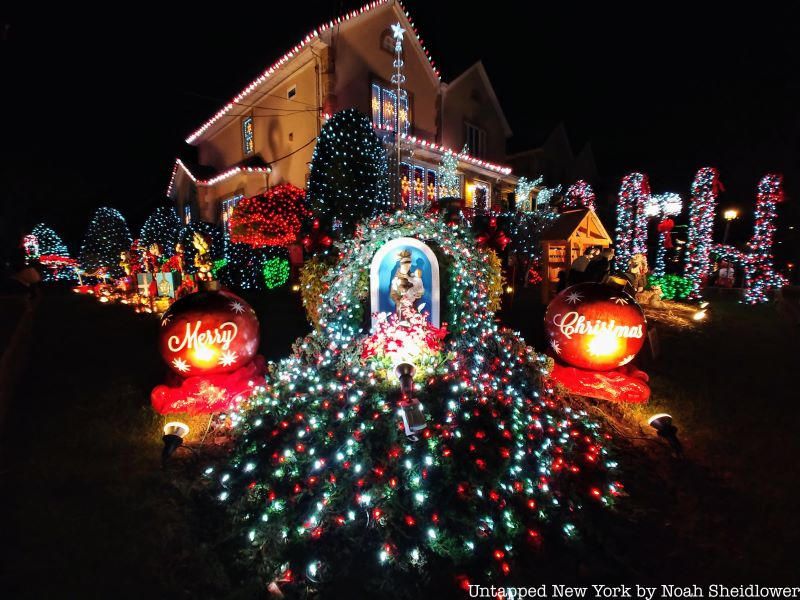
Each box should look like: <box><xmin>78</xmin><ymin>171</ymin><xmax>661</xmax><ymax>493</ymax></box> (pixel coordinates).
<box><xmin>158</xmin><ymin>290</ymin><xmax>260</xmax><ymax>376</ymax></box>
<box><xmin>545</xmin><ymin>282</ymin><xmax>646</xmax><ymax>371</ymax></box>
<box><xmin>230</xmin><ymin>184</ymin><xmax>310</xmax><ymax>247</ymax></box>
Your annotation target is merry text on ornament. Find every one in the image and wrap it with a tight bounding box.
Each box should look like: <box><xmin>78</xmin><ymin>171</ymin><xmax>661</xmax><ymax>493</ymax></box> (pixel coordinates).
<box><xmin>167</xmin><ymin>320</ymin><xmax>238</xmax><ymax>353</ymax></box>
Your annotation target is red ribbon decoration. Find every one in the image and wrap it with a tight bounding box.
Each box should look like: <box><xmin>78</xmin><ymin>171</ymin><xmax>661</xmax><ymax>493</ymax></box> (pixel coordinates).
<box><xmin>476</xmin><ymin>217</ymin><xmax>510</xmax><ymax>252</ymax></box>
<box><xmin>301</xmin><ymin>219</ymin><xmax>333</xmax><ymax>255</ymax></box>
<box><xmin>657</xmin><ymin>218</ymin><xmax>675</xmax><ymax>249</ymax></box>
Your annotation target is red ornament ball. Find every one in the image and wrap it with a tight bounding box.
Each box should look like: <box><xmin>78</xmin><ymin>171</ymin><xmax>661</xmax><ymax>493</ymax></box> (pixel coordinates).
<box><xmin>158</xmin><ymin>289</ymin><xmax>260</xmax><ymax>376</ymax></box>
<box><xmin>544</xmin><ymin>282</ymin><xmax>646</xmax><ymax>371</ymax></box>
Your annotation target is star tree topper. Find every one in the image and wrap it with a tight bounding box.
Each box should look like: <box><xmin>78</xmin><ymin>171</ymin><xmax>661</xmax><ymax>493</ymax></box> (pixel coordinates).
<box><xmin>391</xmin><ymin>22</ymin><xmax>405</xmax><ymax>51</ymax></box>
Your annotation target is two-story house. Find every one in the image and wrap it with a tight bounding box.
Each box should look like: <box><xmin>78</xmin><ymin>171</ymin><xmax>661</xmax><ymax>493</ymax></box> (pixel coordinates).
<box><xmin>166</xmin><ymin>0</ymin><xmax>519</xmax><ymax>231</ymax></box>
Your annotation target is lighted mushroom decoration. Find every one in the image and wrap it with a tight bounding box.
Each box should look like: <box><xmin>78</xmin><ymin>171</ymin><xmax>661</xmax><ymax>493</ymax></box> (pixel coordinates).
<box><xmin>544</xmin><ymin>282</ymin><xmax>646</xmax><ymax>371</ymax></box>
<box><xmin>158</xmin><ymin>289</ymin><xmax>260</xmax><ymax>376</ymax></box>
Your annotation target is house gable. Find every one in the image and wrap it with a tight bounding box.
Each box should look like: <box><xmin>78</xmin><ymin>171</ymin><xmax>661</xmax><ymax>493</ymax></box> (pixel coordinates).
<box><xmin>441</xmin><ymin>61</ymin><xmax>512</xmax><ymax>164</ymax></box>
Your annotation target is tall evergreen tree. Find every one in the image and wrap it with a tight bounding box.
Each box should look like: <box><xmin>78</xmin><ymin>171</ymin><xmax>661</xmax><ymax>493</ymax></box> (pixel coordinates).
<box><xmin>139</xmin><ymin>206</ymin><xmax>181</xmax><ymax>253</ymax></box>
<box><xmin>307</xmin><ymin>109</ymin><xmax>391</xmax><ymax>232</ymax></box>
<box><xmin>79</xmin><ymin>207</ymin><xmax>132</xmax><ymax>277</ymax></box>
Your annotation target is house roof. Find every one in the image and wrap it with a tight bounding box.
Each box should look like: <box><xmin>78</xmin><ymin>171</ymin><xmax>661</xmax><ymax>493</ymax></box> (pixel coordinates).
<box><xmin>540</xmin><ymin>208</ymin><xmax>611</xmax><ymax>242</ymax></box>
<box><xmin>185</xmin><ymin>0</ymin><xmax>441</xmax><ymax>145</ymax></box>
<box><xmin>444</xmin><ymin>61</ymin><xmax>512</xmax><ymax>138</ymax></box>
<box><xmin>166</xmin><ymin>158</ymin><xmax>272</xmax><ymax>197</ymax></box>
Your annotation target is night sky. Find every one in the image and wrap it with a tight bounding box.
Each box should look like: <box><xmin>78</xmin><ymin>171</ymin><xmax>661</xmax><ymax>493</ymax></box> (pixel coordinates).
<box><xmin>2</xmin><ymin>2</ymin><xmax>798</xmax><ymax>265</ymax></box>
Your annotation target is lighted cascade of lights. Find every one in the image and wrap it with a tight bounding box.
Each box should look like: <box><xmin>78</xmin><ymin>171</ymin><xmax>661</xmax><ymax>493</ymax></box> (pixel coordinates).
<box><xmin>743</xmin><ymin>173</ymin><xmax>787</xmax><ymax>304</ymax></box>
<box><xmin>563</xmin><ymin>180</ymin><xmax>597</xmax><ymax>213</ymax></box>
<box><xmin>684</xmin><ymin>167</ymin><xmax>721</xmax><ymax>299</ymax></box>
<box><xmin>208</xmin><ymin>211</ymin><xmax>621</xmax><ymax>594</ymax></box>
<box><xmin>645</xmin><ymin>193</ymin><xmax>683</xmax><ymax>277</ymax></box>
<box><xmin>614</xmin><ymin>173</ymin><xmax>651</xmax><ymax>271</ymax></box>
<box><xmin>390</xmin><ymin>21</ymin><xmax>409</xmax><ymax>207</ymax></box>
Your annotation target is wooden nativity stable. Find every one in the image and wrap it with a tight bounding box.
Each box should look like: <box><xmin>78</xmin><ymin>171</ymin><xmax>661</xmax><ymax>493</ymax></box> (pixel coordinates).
<box><xmin>539</xmin><ymin>208</ymin><xmax>612</xmax><ymax>301</ymax></box>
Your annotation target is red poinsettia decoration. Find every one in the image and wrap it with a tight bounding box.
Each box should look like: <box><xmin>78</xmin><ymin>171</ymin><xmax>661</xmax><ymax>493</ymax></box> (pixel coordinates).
<box><xmin>361</xmin><ymin>311</ymin><xmax>447</xmax><ymax>364</ymax></box>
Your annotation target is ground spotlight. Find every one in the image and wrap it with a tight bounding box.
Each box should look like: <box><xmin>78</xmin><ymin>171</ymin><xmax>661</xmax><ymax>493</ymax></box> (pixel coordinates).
<box><xmin>162</xmin><ymin>421</ymin><xmax>190</xmax><ymax>463</ymax></box>
<box><xmin>648</xmin><ymin>413</ymin><xmax>683</xmax><ymax>457</ymax></box>
<box><xmin>692</xmin><ymin>309</ymin><xmax>707</xmax><ymax>321</ymax></box>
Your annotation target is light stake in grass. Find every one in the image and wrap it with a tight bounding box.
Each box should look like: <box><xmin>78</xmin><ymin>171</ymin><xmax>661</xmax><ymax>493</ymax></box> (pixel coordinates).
<box><xmin>395</xmin><ymin>362</ymin><xmax>426</xmax><ymax>438</ymax></box>
<box><xmin>648</xmin><ymin>413</ymin><xmax>683</xmax><ymax>457</ymax></box>
<box><xmin>162</xmin><ymin>421</ymin><xmax>190</xmax><ymax>463</ymax></box>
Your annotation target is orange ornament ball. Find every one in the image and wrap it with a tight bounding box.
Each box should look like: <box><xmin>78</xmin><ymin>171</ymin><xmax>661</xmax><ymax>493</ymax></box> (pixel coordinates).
<box><xmin>544</xmin><ymin>282</ymin><xmax>646</xmax><ymax>371</ymax></box>
<box><xmin>158</xmin><ymin>290</ymin><xmax>260</xmax><ymax>376</ymax></box>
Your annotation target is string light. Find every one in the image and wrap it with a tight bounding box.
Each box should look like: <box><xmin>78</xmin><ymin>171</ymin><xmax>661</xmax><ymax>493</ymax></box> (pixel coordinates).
<box><xmin>684</xmin><ymin>167</ymin><xmax>721</xmax><ymax>299</ymax></box>
<box><xmin>78</xmin><ymin>207</ymin><xmax>133</xmax><ymax>279</ymax></box>
<box><xmin>26</xmin><ymin>224</ymin><xmax>76</xmax><ymax>281</ymax></box>
<box><xmin>185</xmin><ymin>1</ymin><xmax>441</xmax><ymax>144</ymax></box>
<box><xmin>564</xmin><ymin>180</ymin><xmax>596</xmax><ymax>213</ymax></box>
<box><xmin>230</xmin><ymin>184</ymin><xmax>310</xmax><ymax>247</ymax></box>
<box><xmin>743</xmin><ymin>174</ymin><xmax>786</xmax><ymax>304</ymax></box>
<box><xmin>139</xmin><ymin>207</ymin><xmax>181</xmax><ymax>255</ymax></box>
<box><xmin>209</xmin><ymin>210</ymin><xmax>620</xmax><ymax>593</ymax></box>
<box><xmin>615</xmin><ymin>173</ymin><xmax>651</xmax><ymax>271</ymax></box>
<box><xmin>307</xmin><ymin>109</ymin><xmax>392</xmax><ymax>232</ymax></box>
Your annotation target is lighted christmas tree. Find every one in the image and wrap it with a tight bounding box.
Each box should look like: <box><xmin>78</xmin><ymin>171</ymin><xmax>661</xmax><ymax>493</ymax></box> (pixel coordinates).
<box><xmin>139</xmin><ymin>206</ymin><xmax>181</xmax><ymax>254</ymax></box>
<box><xmin>308</xmin><ymin>109</ymin><xmax>391</xmax><ymax>232</ymax></box>
<box><xmin>30</xmin><ymin>223</ymin><xmax>69</xmax><ymax>257</ymax></box>
<box><xmin>78</xmin><ymin>207</ymin><xmax>133</xmax><ymax>278</ymax></box>
<box><xmin>684</xmin><ymin>167</ymin><xmax>721</xmax><ymax>299</ymax></box>
<box><xmin>27</xmin><ymin>223</ymin><xmax>76</xmax><ymax>281</ymax></box>
<box><xmin>743</xmin><ymin>173</ymin><xmax>786</xmax><ymax>304</ymax></box>
<box><xmin>437</xmin><ymin>149</ymin><xmax>462</xmax><ymax>198</ymax></box>
<box><xmin>209</xmin><ymin>212</ymin><xmax>621</xmax><ymax>597</ymax></box>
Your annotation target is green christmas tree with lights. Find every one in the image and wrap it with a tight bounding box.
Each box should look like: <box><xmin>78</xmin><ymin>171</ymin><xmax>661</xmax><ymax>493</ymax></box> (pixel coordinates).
<box><xmin>78</xmin><ymin>207</ymin><xmax>132</xmax><ymax>278</ymax></box>
<box><xmin>139</xmin><ymin>206</ymin><xmax>181</xmax><ymax>254</ymax></box>
<box><xmin>307</xmin><ymin>109</ymin><xmax>391</xmax><ymax>232</ymax></box>
<box><xmin>437</xmin><ymin>149</ymin><xmax>462</xmax><ymax>198</ymax></box>
<box><xmin>208</xmin><ymin>212</ymin><xmax>621</xmax><ymax>597</ymax></box>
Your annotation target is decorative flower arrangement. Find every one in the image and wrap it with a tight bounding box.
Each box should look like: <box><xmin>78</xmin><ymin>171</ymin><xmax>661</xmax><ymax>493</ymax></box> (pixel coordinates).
<box><xmin>360</xmin><ymin>311</ymin><xmax>449</xmax><ymax>373</ymax></box>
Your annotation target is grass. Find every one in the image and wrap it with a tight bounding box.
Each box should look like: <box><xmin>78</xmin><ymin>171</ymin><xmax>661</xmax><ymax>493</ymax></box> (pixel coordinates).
<box><xmin>1</xmin><ymin>286</ymin><xmax>799</xmax><ymax>598</ymax></box>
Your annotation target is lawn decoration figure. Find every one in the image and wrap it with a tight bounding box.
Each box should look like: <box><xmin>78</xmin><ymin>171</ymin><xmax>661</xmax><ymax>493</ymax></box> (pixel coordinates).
<box><xmin>192</xmin><ymin>232</ymin><xmax>214</xmax><ymax>284</ymax></box>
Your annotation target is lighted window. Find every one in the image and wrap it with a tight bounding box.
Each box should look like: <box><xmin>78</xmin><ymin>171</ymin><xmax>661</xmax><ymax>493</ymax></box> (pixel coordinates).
<box><xmin>371</xmin><ymin>83</ymin><xmax>409</xmax><ymax>134</ymax></box>
<box><xmin>183</xmin><ymin>203</ymin><xmax>191</xmax><ymax>224</ymax></box>
<box><xmin>465</xmin><ymin>123</ymin><xmax>486</xmax><ymax>159</ymax></box>
<box><xmin>400</xmin><ymin>163</ymin><xmax>438</xmax><ymax>209</ymax></box>
<box><xmin>468</xmin><ymin>181</ymin><xmax>491</xmax><ymax>212</ymax></box>
<box><xmin>221</xmin><ymin>194</ymin><xmax>244</xmax><ymax>237</ymax></box>
<box><xmin>242</xmin><ymin>116</ymin><xmax>255</xmax><ymax>156</ymax></box>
